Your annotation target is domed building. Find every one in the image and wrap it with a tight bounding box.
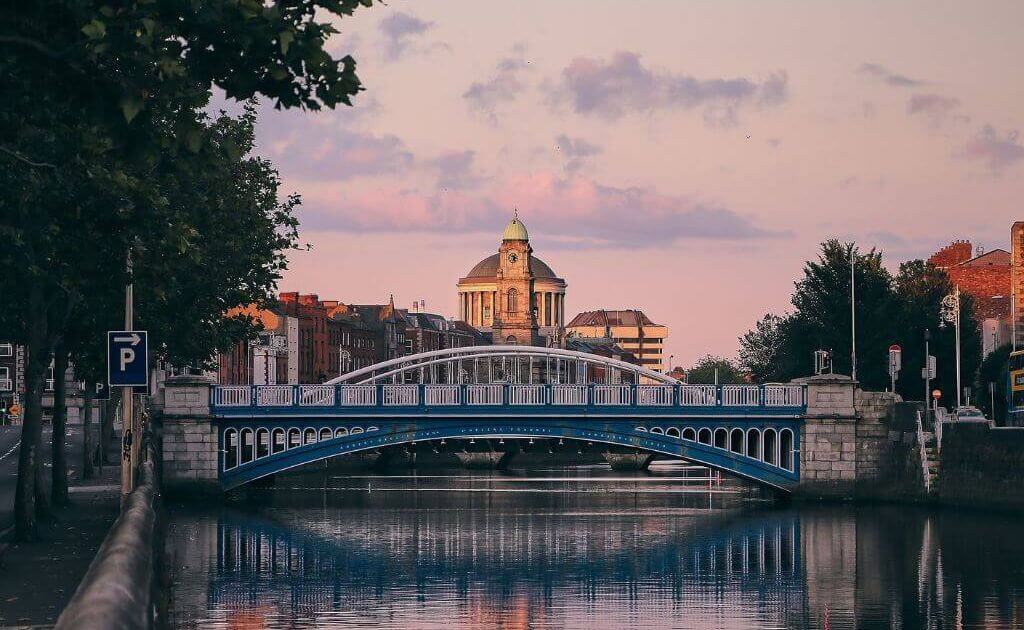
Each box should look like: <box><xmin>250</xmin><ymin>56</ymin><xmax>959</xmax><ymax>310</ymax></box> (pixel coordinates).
<box><xmin>457</xmin><ymin>212</ymin><xmax>567</xmax><ymax>346</ymax></box>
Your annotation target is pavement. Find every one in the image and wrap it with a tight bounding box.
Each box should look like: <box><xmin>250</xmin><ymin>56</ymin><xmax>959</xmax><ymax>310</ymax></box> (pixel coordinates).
<box><xmin>0</xmin><ymin>423</ymin><xmax>91</xmax><ymax>534</ymax></box>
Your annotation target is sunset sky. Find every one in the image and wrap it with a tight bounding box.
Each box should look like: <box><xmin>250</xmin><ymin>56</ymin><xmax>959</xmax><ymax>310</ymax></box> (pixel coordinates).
<box><xmin>255</xmin><ymin>0</ymin><xmax>1023</xmax><ymax>367</ymax></box>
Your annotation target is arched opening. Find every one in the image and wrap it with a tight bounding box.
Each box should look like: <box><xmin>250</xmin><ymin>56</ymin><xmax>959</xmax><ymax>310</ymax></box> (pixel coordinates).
<box><xmin>224</xmin><ymin>429</ymin><xmax>238</xmax><ymax>470</ymax></box>
<box><xmin>682</xmin><ymin>427</ymin><xmax>696</xmax><ymax>441</ymax></box>
<box><xmin>288</xmin><ymin>428</ymin><xmax>301</xmax><ymax>449</ymax></box>
<box><xmin>780</xmin><ymin>429</ymin><xmax>795</xmax><ymax>471</ymax></box>
<box><xmin>651</xmin><ymin>427</ymin><xmax>664</xmax><ymax>435</ymax></box>
<box><xmin>240</xmin><ymin>429</ymin><xmax>254</xmax><ymax>465</ymax></box>
<box><xmin>730</xmin><ymin>428</ymin><xmax>744</xmax><ymax>454</ymax></box>
<box><xmin>697</xmin><ymin>428</ymin><xmax>712</xmax><ymax>445</ymax></box>
<box><xmin>271</xmin><ymin>428</ymin><xmax>286</xmax><ymax>455</ymax></box>
<box><xmin>256</xmin><ymin>428</ymin><xmax>270</xmax><ymax>459</ymax></box>
<box><xmin>714</xmin><ymin>428</ymin><xmax>728</xmax><ymax>449</ymax></box>
<box><xmin>351</xmin><ymin>427</ymin><xmax>364</xmax><ymax>435</ymax></box>
<box><xmin>666</xmin><ymin>427</ymin><xmax>680</xmax><ymax>439</ymax></box>
<box><xmin>763</xmin><ymin>429</ymin><xmax>778</xmax><ymax>466</ymax></box>
<box><xmin>319</xmin><ymin>428</ymin><xmax>333</xmax><ymax>442</ymax></box>
<box><xmin>746</xmin><ymin>429</ymin><xmax>761</xmax><ymax>461</ymax></box>
<box><xmin>506</xmin><ymin>288</ymin><xmax>518</xmax><ymax>313</ymax></box>
<box><xmin>303</xmin><ymin>428</ymin><xmax>317</xmax><ymax>445</ymax></box>
<box><xmin>335</xmin><ymin>427</ymin><xmax>349</xmax><ymax>439</ymax></box>
<box><xmin>505</xmin><ymin>335</ymin><xmax>517</xmax><ymax>345</ymax></box>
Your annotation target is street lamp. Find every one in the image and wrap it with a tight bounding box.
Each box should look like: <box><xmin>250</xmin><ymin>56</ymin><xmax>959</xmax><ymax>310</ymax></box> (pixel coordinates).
<box><xmin>668</xmin><ymin>354</ymin><xmax>674</xmax><ymax>373</ymax></box>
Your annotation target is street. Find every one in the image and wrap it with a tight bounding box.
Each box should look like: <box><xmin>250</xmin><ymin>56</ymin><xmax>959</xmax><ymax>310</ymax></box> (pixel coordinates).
<box><xmin>0</xmin><ymin>424</ymin><xmax>87</xmax><ymax>532</ymax></box>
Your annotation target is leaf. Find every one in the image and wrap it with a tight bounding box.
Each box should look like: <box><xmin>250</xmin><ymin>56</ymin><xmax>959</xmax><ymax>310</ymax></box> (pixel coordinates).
<box><xmin>279</xmin><ymin>30</ymin><xmax>294</xmax><ymax>55</ymax></box>
<box><xmin>119</xmin><ymin>96</ymin><xmax>143</xmax><ymax>123</ymax></box>
<box><xmin>81</xmin><ymin>19</ymin><xmax>107</xmax><ymax>40</ymax></box>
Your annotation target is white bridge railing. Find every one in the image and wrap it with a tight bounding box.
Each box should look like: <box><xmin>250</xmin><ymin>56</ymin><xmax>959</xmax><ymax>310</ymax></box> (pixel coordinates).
<box><xmin>211</xmin><ymin>383</ymin><xmax>806</xmax><ymax>411</ymax></box>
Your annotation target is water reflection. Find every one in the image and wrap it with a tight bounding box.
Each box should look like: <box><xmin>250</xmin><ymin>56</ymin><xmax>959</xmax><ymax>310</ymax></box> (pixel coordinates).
<box><xmin>165</xmin><ymin>467</ymin><xmax>1024</xmax><ymax>629</ymax></box>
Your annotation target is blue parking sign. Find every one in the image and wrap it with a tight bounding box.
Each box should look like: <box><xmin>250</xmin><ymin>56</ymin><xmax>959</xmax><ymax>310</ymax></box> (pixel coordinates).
<box><xmin>107</xmin><ymin>331</ymin><xmax>148</xmax><ymax>387</ymax></box>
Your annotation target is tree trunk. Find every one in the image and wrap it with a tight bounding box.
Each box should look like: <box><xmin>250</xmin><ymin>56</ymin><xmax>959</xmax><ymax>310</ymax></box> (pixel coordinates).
<box><xmin>101</xmin><ymin>388</ymin><xmax>119</xmax><ymax>465</ymax></box>
<box><xmin>50</xmin><ymin>347</ymin><xmax>69</xmax><ymax>506</ymax></box>
<box><xmin>14</xmin><ymin>288</ymin><xmax>51</xmax><ymax>541</ymax></box>
<box><xmin>81</xmin><ymin>386</ymin><xmax>94</xmax><ymax>480</ymax></box>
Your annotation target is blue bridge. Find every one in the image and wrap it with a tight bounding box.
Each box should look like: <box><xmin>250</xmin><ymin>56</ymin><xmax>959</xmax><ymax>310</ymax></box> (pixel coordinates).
<box><xmin>210</xmin><ymin>346</ymin><xmax>806</xmax><ymax>491</ymax></box>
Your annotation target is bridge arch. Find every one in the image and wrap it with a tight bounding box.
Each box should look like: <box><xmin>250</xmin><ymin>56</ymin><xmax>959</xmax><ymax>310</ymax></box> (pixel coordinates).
<box><xmin>217</xmin><ymin>418</ymin><xmax>800</xmax><ymax>492</ymax></box>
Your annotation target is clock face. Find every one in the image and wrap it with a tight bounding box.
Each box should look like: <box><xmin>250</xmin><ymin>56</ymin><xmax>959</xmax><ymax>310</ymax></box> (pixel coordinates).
<box><xmin>507</xmin><ymin>252</ymin><xmax>518</xmax><ymax>263</ymax></box>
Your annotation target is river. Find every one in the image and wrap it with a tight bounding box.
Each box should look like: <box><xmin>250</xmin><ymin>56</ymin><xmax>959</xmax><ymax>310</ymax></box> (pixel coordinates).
<box><xmin>164</xmin><ymin>462</ymin><xmax>1024</xmax><ymax>629</ymax></box>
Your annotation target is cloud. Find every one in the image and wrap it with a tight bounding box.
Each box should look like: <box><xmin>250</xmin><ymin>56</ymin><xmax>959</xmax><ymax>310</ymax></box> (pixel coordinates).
<box><xmin>426</xmin><ymin>150</ymin><xmax>486</xmax><ymax>190</ymax></box>
<box><xmin>463</xmin><ymin>56</ymin><xmax>531</xmax><ymax>123</ymax></box>
<box><xmin>907</xmin><ymin>93</ymin><xmax>968</xmax><ymax>128</ymax></box>
<box><xmin>858</xmin><ymin>63</ymin><xmax>926</xmax><ymax>87</ymax></box>
<box><xmin>554</xmin><ymin>134</ymin><xmax>602</xmax><ymax>172</ymax></box>
<box><xmin>957</xmin><ymin>125</ymin><xmax>1024</xmax><ymax>173</ymax></box>
<box><xmin>378</xmin><ymin>12</ymin><xmax>435</xmax><ymax>61</ymax></box>
<box><xmin>258</xmin><ymin>108</ymin><xmax>413</xmax><ymax>180</ymax></box>
<box><xmin>551</xmin><ymin>52</ymin><xmax>787</xmax><ymax>123</ymax></box>
<box><xmin>297</xmin><ymin>171</ymin><xmax>787</xmax><ymax>248</ymax></box>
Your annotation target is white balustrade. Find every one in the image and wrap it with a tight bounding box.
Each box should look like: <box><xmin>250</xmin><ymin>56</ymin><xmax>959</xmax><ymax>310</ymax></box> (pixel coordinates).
<box><xmin>339</xmin><ymin>385</ymin><xmax>377</xmax><ymax>406</ymax></box>
<box><xmin>298</xmin><ymin>385</ymin><xmax>335</xmax><ymax>406</ymax></box>
<box><xmin>425</xmin><ymin>385</ymin><xmax>460</xmax><ymax>406</ymax></box>
<box><xmin>722</xmin><ymin>385</ymin><xmax>760</xmax><ymax>407</ymax></box>
<box><xmin>636</xmin><ymin>385</ymin><xmax>673</xmax><ymax>406</ymax></box>
<box><xmin>509</xmin><ymin>385</ymin><xmax>546</xmax><ymax>405</ymax></box>
<box><xmin>594</xmin><ymin>385</ymin><xmax>630</xmax><ymax>405</ymax></box>
<box><xmin>383</xmin><ymin>385</ymin><xmax>419</xmax><ymax>406</ymax></box>
<box><xmin>466</xmin><ymin>384</ymin><xmax>503</xmax><ymax>405</ymax></box>
<box><xmin>256</xmin><ymin>385</ymin><xmax>294</xmax><ymax>406</ymax></box>
<box><xmin>679</xmin><ymin>385</ymin><xmax>718</xmax><ymax>406</ymax></box>
<box><xmin>764</xmin><ymin>385</ymin><xmax>803</xmax><ymax>407</ymax></box>
<box><xmin>551</xmin><ymin>385</ymin><xmax>588</xmax><ymax>405</ymax></box>
<box><xmin>214</xmin><ymin>386</ymin><xmax>251</xmax><ymax>407</ymax></box>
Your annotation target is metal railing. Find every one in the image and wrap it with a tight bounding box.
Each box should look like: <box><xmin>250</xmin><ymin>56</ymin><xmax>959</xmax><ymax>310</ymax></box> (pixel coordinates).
<box><xmin>209</xmin><ymin>383</ymin><xmax>807</xmax><ymax>412</ymax></box>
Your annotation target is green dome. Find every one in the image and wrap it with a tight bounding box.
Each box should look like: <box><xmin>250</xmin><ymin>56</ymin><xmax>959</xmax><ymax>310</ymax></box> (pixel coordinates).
<box><xmin>501</xmin><ymin>212</ymin><xmax>529</xmax><ymax>241</ymax></box>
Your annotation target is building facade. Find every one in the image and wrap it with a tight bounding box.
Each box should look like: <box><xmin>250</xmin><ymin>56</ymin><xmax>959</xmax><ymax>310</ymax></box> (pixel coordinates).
<box><xmin>457</xmin><ymin>213</ymin><xmax>567</xmax><ymax>346</ymax></box>
<box><xmin>565</xmin><ymin>310</ymin><xmax>669</xmax><ymax>372</ymax></box>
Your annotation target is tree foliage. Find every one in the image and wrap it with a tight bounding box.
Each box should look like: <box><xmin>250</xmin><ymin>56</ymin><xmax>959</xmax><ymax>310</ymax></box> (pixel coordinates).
<box><xmin>738</xmin><ymin>240</ymin><xmax>982</xmax><ymax>406</ymax></box>
<box><xmin>685</xmin><ymin>355</ymin><xmax>746</xmax><ymax>385</ymax></box>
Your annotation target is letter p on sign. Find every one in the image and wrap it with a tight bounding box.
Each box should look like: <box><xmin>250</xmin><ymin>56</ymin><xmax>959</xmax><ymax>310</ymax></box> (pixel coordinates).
<box><xmin>108</xmin><ymin>331</ymin><xmax>148</xmax><ymax>387</ymax></box>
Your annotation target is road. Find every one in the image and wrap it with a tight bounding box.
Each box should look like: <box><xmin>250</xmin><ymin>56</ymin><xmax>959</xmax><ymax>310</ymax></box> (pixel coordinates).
<box><xmin>0</xmin><ymin>423</ymin><xmax>88</xmax><ymax>531</ymax></box>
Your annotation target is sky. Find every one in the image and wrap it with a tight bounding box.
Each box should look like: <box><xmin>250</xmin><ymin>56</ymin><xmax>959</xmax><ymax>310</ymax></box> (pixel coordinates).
<box><xmin>255</xmin><ymin>0</ymin><xmax>1024</xmax><ymax>367</ymax></box>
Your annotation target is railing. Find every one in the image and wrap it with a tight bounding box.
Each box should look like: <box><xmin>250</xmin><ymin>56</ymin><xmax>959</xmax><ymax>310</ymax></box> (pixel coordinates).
<box><xmin>552</xmin><ymin>385</ymin><xmax>588</xmax><ymax>405</ymax></box>
<box><xmin>723</xmin><ymin>385</ymin><xmax>760</xmax><ymax>407</ymax></box>
<box><xmin>680</xmin><ymin>385</ymin><xmax>717</xmax><ymax>406</ymax></box>
<box><xmin>764</xmin><ymin>385</ymin><xmax>804</xmax><ymax>407</ymax></box>
<box><xmin>209</xmin><ymin>383</ymin><xmax>806</xmax><ymax>412</ymax></box>
<box><xmin>594</xmin><ymin>385</ymin><xmax>630</xmax><ymax>405</ymax></box>
<box><xmin>425</xmin><ymin>385</ymin><xmax>460</xmax><ymax>406</ymax></box>
<box><xmin>467</xmin><ymin>384</ymin><xmax>503</xmax><ymax>405</ymax></box>
<box><xmin>637</xmin><ymin>385</ymin><xmax>673</xmax><ymax>406</ymax></box>
<box><xmin>509</xmin><ymin>384</ymin><xmax>546</xmax><ymax>405</ymax></box>
<box><xmin>382</xmin><ymin>385</ymin><xmax>418</xmax><ymax>406</ymax></box>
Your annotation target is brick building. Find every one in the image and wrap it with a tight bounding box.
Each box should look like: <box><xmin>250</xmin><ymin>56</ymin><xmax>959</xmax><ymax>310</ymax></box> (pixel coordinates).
<box><xmin>929</xmin><ymin>239</ymin><xmax>1011</xmax><ymax>356</ymax></box>
<box><xmin>216</xmin><ymin>305</ymin><xmax>297</xmax><ymax>385</ymax></box>
<box><xmin>277</xmin><ymin>292</ymin><xmax>335</xmax><ymax>383</ymax></box>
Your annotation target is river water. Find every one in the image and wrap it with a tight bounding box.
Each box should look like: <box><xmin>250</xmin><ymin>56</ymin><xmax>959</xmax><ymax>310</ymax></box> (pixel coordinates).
<box><xmin>164</xmin><ymin>463</ymin><xmax>1024</xmax><ymax>629</ymax></box>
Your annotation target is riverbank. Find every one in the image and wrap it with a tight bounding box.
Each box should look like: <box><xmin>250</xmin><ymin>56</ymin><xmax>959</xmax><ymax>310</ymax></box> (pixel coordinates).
<box><xmin>0</xmin><ymin>466</ymin><xmax>120</xmax><ymax>628</ymax></box>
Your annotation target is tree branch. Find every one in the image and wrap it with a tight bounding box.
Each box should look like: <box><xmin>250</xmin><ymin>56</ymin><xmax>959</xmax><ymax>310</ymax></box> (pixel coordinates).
<box><xmin>0</xmin><ymin>145</ymin><xmax>56</xmax><ymax>170</ymax></box>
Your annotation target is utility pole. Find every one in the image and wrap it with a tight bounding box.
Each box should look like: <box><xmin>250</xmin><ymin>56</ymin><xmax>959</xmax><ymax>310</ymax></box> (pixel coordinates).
<box><xmin>120</xmin><ymin>248</ymin><xmax>135</xmax><ymax>505</ymax></box>
<box><xmin>954</xmin><ymin>286</ymin><xmax>962</xmax><ymax>408</ymax></box>
<box><xmin>924</xmin><ymin>328</ymin><xmax>931</xmax><ymax>428</ymax></box>
<box><xmin>850</xmin><ymin>248</ymin><xmax>857</xmax><ymax>382</ymax></box>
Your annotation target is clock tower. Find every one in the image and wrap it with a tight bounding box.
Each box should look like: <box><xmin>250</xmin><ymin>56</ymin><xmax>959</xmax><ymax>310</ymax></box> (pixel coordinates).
<box><xmin>492</xmin><ymin>211</ymin><xmax>539</xmax><ymax>345</ymax></box>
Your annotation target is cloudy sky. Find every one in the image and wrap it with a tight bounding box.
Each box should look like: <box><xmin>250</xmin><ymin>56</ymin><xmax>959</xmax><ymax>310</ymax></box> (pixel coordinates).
<box><xmin>259</xmin><ymin>0</ymin><xmax>1023</xmax><ymax>366</ymax></box>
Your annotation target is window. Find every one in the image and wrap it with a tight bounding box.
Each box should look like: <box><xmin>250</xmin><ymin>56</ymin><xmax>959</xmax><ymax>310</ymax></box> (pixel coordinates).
<box><xmin>506</xmin><ymin>288</ymin><xmax>518</xmax><ymax>313</ymax></box>
<box><xmin>0</xmin><ymin>343</ymin><xmax>12</xmax><ymax>357</ymax></box>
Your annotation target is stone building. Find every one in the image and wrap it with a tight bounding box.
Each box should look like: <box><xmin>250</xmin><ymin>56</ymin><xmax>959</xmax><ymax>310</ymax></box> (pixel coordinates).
<box><xmin>457</xmin><ymin>212</ymin><xmax>567</xmax><ymax>346</ymax></box>
<box><xmin>565</xmin><ymin>309</ymin><xmax>669</xmax><ymax>372</ymax></box>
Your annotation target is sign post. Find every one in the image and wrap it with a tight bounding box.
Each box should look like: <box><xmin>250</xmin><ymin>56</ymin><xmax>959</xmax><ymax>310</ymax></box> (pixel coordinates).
<box><xmin>108</xmin><ymin>328</ymin><xmax>147</xmax><ymax>504</ymax></box>
<box><xmin>888</xmin><ymin>344</ymin><xmax>902</xmax><ymax>393</ymax></box>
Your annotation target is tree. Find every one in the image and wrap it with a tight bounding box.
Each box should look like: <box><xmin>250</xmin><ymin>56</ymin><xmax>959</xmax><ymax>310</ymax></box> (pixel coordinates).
<box><xmin>685</xmin><ymin>355</ymin><xmax>746</xmax><ymax>384</ymax></box>
<box><xmin>977</xmin><ymin>344</ymin><xmax>1011</xmax><ymax>422</ymax></box>
<box><xmin>1</xmin><ymin>0</ymin><xmax>374</xmax><ymax>540</ymax></box>
<box><xmin>740</xmin><ymin>314</ymin><xmax>800</xmax><ymax>382</ymax></box>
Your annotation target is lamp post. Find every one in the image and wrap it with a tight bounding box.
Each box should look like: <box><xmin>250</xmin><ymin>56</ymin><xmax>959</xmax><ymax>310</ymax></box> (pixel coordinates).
<box><xmin>941</xmin><ymin>286</ymin><xmax>962</xmax><ymax>408</ymax></box>
<box><xmin>850</xmin><ymin>247</ymin><xmax>857</xmax><ymax>382</ymax></box>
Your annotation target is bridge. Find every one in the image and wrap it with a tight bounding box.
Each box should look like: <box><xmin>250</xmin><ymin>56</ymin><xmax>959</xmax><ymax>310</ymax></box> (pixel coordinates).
<box><xmin>202</xmin><ymin>346</ymin><xmax>806</xmax><ymax>491</ymax></box>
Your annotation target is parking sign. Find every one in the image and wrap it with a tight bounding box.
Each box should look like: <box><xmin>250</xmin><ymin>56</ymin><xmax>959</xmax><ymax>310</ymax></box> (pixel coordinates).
<box><xmin>107</xmin><ymin>331</ymin><xmax>148</xmax><ymax>387</ymax></box>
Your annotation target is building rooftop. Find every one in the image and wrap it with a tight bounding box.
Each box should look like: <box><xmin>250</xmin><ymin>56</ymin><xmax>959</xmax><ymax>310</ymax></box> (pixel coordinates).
<box><xmin>463</xmin><ymin>253</ymin><xmax>560</xmax><ymax>280</ymax></box>
<box><xmin>566</xmin><ymin>309</ymin><xmax>661</xmax><ymax>328</ymax></box>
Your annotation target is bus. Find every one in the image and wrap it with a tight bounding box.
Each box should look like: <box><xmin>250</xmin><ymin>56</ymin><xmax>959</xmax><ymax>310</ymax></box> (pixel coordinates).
<box><xmin>1008</xmin><ymin>350</ymin><xmax>1024</xmax><ymax>422</ymax></box>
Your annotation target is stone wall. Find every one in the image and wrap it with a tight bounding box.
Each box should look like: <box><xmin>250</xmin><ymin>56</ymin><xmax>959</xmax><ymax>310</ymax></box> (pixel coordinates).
<box><xmin>795</xmin><ymin>374</ymin><xmax>917</xmax><ymax>499</ymax></box>
<box><xmin>938</xmin><ymin>423</ymin><xmax>1024</xmax><ymax>510</ymax></box>
<box><xmin>158</xmin><ymin>375</ymin><xmax>220</xmax><ymax>494</ymax></box>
